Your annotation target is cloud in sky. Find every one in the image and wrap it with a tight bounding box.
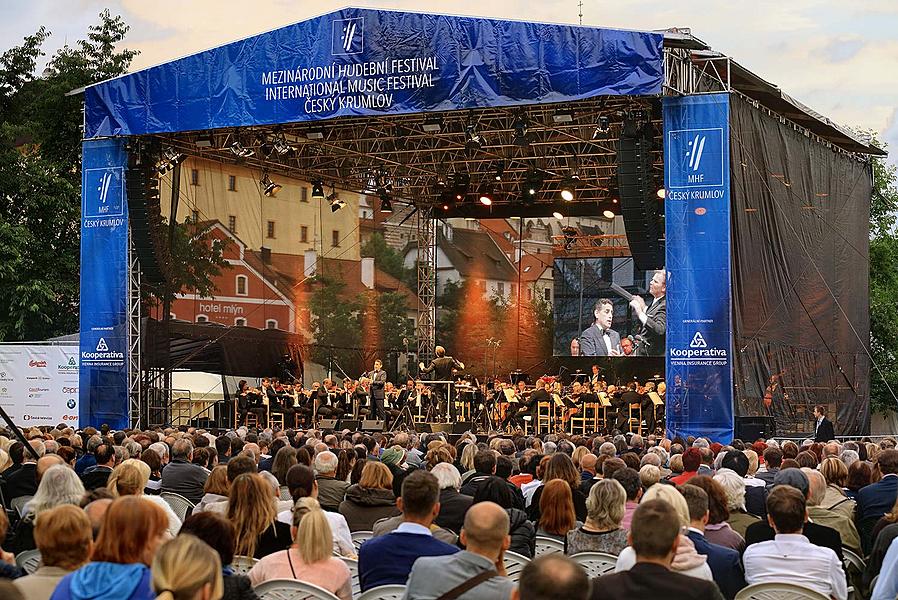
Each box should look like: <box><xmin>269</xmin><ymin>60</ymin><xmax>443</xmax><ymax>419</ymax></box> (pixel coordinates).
<box><xmin>2</xmin><ymin>0</ymin><xmax>896</xmax><ymax>159</ymax></box>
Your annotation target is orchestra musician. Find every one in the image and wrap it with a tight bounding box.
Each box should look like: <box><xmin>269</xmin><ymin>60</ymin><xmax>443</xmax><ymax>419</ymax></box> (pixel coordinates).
<box><xmin>396</xmin><ymin>379</ymin><xmax>414</xmax><ymax>410</ymax></box>
<box><xmin>500</xmin><ymin>380</ymin><xmax>529</xmax><ymax>430</ymax></box>
<box><xmin>365</xmin><ymin>359</ymin><xmax>387</xmax><ymax>421</ymax></box>
<box><xmin>235</xmin><ymin>380</ymin><xmax>266</xmax><ymax>426</ymax></box>
<box><xmin>383</xmin><ymin>382</ymin><xmax>401</xmax><ymax>421</ymax></box>
<box><xmin>317</xmin><ymin>379</ymin><xmax>347</xmax><ymax>420</ymax></box>
<box><xmin>516</xmin><ymin>378</ymin><xmax>546</xmax><ymax>426</ymax></box>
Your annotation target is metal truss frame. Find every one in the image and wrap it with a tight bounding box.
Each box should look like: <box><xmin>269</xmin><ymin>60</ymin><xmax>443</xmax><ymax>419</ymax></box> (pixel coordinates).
<box><xmin>415</xmin><ymin>205</ymin><xmax>436</xmax><ymax>363</ymax></box>
<box><xmin>128</xmin><ymin>229</ymin><xmax>142</xmax><ymax>428</ymax></box>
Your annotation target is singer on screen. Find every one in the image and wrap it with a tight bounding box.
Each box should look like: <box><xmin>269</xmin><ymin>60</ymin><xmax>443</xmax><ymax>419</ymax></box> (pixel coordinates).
<box><xmin>579</xmin><ymin>298</ymin><xmax>622</xmax><ymax>356</ymax></box>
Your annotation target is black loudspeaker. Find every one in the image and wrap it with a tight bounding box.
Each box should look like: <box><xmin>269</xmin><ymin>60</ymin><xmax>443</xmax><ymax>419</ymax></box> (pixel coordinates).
<box><xmin>452</xmin><ymin>422</ymin><xmax>473</xmax><ymax>434</ymax></box>
<box><xmin>126</xmin><ymin>150</ymin><xmax>170</xmax><ymax>284</ymax></box>
<box><xmin>362</xmin><ymin>419</ymin><xmax>386</xmax><ymax>431</ymax></box>
<box><xmin>735</xmin><ymin>416</ymin><xmax>776</xmax><ymax>441</ymax></box>
<box><xmin>340</xmin><ymin>419</ymin><xmax>361</xmax><ymax>431</ymax></box>
<box><xmin>317</xmin><ymin>418</ymin><xmax>339</xmax><ymax>430</ymax></box>
<box><xmin>617</xmin><ymin>120</ymin><xmax>664</xmax><ymax>271</ymax></box>
<box><xmin>416</xmin><ymin>423</ymin><xmax>433</xmax><ymax>433</ymax></box>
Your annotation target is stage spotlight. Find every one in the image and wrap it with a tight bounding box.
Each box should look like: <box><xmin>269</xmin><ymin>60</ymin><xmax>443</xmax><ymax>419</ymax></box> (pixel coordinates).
<box><xmin>478</xmin><ymin>185</ymin><xmax>494</xmax><ymax>206</ymax></box>
<box><xmin>494</xmin><ymin>161</ymin><xmax>505</xmax><ymax>182</ymax></box>
<box><xmin>552</xmin><ymin>211</ymin><xmax>564</xmax><ymax>220</ymax></box>
<box><xmin>592</xmin><ymin>115</ymin><xmax>610</xmax><ymax>139</ymax></box>
<box><xmin>465</xmin><ymin>123</ymin><xmax>484</xmax><ymax>154</ymax></box>
<box><xmin>311</xmin><ymin>181</ymin><xmax>325</xmax><ymax>200</ymax></box>
<box><xmin>330</xmin><ymin>194</ymin><xmax>346</xmax><ymax>212</ymax></box>
<box><xmin>561</xmin><ymin>226</ymin><xmax>578</xmax><ymax>250</ymax></box>
<box><xmin>603</xmin><ymin>209</ymin><xmax>616</xmax><ymax>219</ymax></box>
<box><xmin>612</xmin><ymin>197</ymin><xmax>619</xmax><ymax>204</ymax></box>
<box><xmin>523</xmin><ymin>170</ymin><xmax>543</xmax><ymax>202</ymax></box>
<box><xmin>512</xmin><ymin>116</ymin><xmax>530</xmax><ymax>147</ymax></box>
<box><xmin>552</xmin><ymin>110</ymin><xmax>574</xmax><ymax>124</ymax></box>
<box><xmin>163</xmin><ymin>147</ymin><xmax>187</xmax><ymax>165</ymax></box>
<box><xmin>272</xmin><ymin>133</ymin><xmax>293</xmax><ymax>155</ymax></box>
<box><xmin>228</xmin><ymin>139</ymin><xmax>254</xmax><ymax>158</ymax></box>
<box><xmin>656</xmin><ymin>187</ymin><xmax>667</xmax><ymax>199</ymax></box>
<box><xmin>559</xmin><ymin>179</ymin><xmax>576</xmax><ymax>202</ymax></box>
<box><xmin>451</xmin><ymin>172</ymin><xmax>470</xmax><ymax>201</ymax></box>
<box><xmin>378</xmin><ymin>188</ymin><xmax>394</xmax><ymax>213</ymax></box>
<box><xmin>261</xmin><ymin>173</ymin><xmax>282</xmax><ymax>197</ymax></box>
<box><xmin>422</xmin><ymin>116</ymin><xmax>443</xmax><ymax>133</ymax></box>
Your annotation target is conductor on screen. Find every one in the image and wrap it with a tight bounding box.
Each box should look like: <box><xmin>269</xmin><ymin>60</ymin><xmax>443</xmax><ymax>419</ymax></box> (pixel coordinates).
<box><xmin>578</xmin><ymin>298</ymin><xmax>622</xmax><ymax>356</ymax></box>
<box><xmin>629</xmin><ymin>269</ymin><xmax>667</xmax><ymax>356</ymax></box>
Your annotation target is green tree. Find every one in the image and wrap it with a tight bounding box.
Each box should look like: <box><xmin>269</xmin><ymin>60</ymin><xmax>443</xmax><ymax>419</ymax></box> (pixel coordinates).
<box><xmin>360</xmin><ymin>232</ymin><xmax>411</xmax><ymax>281</ymax></box>
<box><xmin>308</xmin><ymin>275</ymin><xmax>362</xmax><ymax>375</ymax></box>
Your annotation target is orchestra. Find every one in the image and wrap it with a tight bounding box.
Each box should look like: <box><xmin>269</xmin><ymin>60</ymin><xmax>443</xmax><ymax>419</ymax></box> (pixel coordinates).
<box><xmin>232</xmin><ymin>358</ymin><xmax>666</xmax><ymax>435</ymax></box>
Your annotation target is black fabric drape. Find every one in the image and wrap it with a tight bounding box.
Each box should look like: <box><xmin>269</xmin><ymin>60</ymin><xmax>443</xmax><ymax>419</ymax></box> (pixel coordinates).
<box><xmin>729</xmin><ymin>95</ymin><xmax>871</xmax><ymax>435</ymax></box>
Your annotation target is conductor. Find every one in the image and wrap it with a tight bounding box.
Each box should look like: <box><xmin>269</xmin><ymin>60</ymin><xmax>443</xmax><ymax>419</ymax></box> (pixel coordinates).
<box><xmin>418</xmin><ymin>346</ymin><xmax>465</xmax><ymax>420</ymax></box>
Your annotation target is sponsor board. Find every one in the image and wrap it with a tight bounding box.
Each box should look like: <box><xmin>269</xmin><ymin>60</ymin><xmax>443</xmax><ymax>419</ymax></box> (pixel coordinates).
<box><xmin>0</xmin><ymin>344</ymin><xmax>80</xmax><ymax>427</ymax></box>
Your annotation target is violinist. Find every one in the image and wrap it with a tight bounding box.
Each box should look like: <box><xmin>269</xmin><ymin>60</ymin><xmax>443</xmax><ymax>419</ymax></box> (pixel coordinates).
<box><xmin>395</xmin><ymin>379</ymin><xmax>414</xmax><ymax>410</ymax></box>
<box><xmin>235</xmin><ymin>379</ymin><xmax>266</xmax><ymax>426</ymax></box>
<box><xmin>517</xmin><ymin>378</ymin><xmax>547</xmax><ymax>425</ymax></box>
<box><xmin>318</xmin><ymin>378</ymin><xmax>346</xmax><ymax>420</ymax></box>
<box><xmin>500</xmin><ymin>380</ymin><xmax>528</xmax><ymax>430</ymax></box>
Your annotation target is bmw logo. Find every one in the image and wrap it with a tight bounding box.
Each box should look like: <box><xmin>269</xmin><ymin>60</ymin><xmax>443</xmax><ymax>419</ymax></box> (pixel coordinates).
<box><xmin>67</xmin><ymin>398</ymin><xmax>77</xmax><ymax>409</ymax></box>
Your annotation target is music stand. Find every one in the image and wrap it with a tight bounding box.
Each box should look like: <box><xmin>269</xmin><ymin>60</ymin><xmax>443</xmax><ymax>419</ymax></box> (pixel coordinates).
<box><xmin>509</xmin><ymin>371</ymin><xmax>530</xmax><ymax>385</ymax></box>
<box><xmin>570</xmin><ymin>371</ymin><xmax>589</xmax><ymax>384</ymax></box>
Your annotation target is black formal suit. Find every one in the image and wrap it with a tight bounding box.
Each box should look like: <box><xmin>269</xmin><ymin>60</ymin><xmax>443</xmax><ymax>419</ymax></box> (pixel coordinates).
<box><xmin>578</xmin><ymin>324</ymin><xmax>622</xmax><ymax>356</ymax></box>
<box><xmin>814</xmin><ymin>416</ymin><xmax>836</xmax><ymax>442</ymax></box>
<box><xmin>435</xmin><ymin>488</ymin><xmax>473</xmax><ymax>535</ymax></box>
<box><xmin>634</xmin><ymin>295</ymin><xmax>666</xmax><ymax>357</ymax></box>
<box><xmin>1</xmin><ymin>463</ymin><xmax>37</xmax><ymax>501</ymax></box>
<box><xmin>744</xmin><ymin>520</ymin><xmax>844</xmax><ymax>563</ymax></box>
<box><xmin>420</xmin><ymin>355</ymin><xmax>463</xmax><ymax>418</ymax></box>
<box><xmin>395</xmin><ymin>388</ymin><xmax>412</xmax><ymax>409</ymax></box>
<box><xmin>80</xmin><ymin>465</ymin><xmax>113</xmax><ymax>491</ymax></box>
<box><xmin>617</xmin><ymin>390</ymin><xmax>642</xmax><ymax>431</ymax></box>
<box><xmin>367</xmin><ymin>369</ymin><xmax>387</xmax><ymax>420</ymax></box>
<box><xmin>589</xmin><ymin>562</ymin><xmax>724</xmax><ymax>600</ymax></box>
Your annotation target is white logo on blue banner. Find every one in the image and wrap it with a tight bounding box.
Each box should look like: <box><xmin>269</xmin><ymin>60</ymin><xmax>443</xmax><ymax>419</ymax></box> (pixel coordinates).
<box><xmin>690</xmin><ymin>332</ymin><xmax>708</xmax><ymax>348</ymax></box>
<box><xmin>667</xmin><ymin>128</ymin><xmax>724</xmax><ymax>188</ymax></box>
<box><xmin>332</xmin><ymin>18</ymin><xmax>364</xmax><ymax>55</ymax></box>
<box><xmin>83</xmin><ymin>167</ymin><xmax>124</xmax><ymax>218</ymax></box>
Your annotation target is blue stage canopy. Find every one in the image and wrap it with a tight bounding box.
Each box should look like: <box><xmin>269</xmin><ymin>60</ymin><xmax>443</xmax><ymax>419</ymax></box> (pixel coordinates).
<box><xmin>84</xmin><ymin>7</ymin><xmax>663</xmax><ymax>138</ymax></box>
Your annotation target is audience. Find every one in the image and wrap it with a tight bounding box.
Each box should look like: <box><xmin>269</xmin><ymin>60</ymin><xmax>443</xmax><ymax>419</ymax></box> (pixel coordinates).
<box><xmin>681</xmin><ymin>485</ymin><xmax>745</xmax><ymax>599</ymax></box>
<box><xmin>565</xmin><ymin>478</ymin><xmax>628</xmax><ymax>556</ymax></box>
<box><xmin>277</xmin><ymin>464</ymin><xmax>354</xmax><ymax>556</ymax></box>
<box><xmin>106</xmin><ymin>460</ymin><xmax>181</xmax><ymax>538</ymax></box>
<box><xmin>339</xmin><ymin>461</ymin><xmax>401</xmax><ymax>531</ymax></box>
<box><xmin>228</xmin><ymin>473</ymin><xmax>291</xmax><ymax>559</ymax></box>
<box><xmin>611</xmin><ymin>468</ymin><xmax>642</xmax><ymax>530</ymax></box>
<box><xmin>431</xmin><ymin>462</ymin><xmax>473</xmax><ymax>535</ymax></box>
<box><xmin>160</xmin><ymin>439</ymin><xmax>209</xmax><ymax>504</ymax></box>
<box><xmin>151</xmin><ymin>534</ymin><xmax>223</xmax><ymax>600</ymax></box>
<box><xmin>177</xmin><ymin>512</ymin><xmax>258</xmax><ymax>600</ymax></box>
<box><xmin>801</xmin><ymin>467</ymin><xmax>861</xmax><ymax>553</ymax></box>
<box><xmin>713</xmin><ymin>469</ymin><xmax>760</xmax><ymax>537</ymax></box>
<box><xmin>13</xmin><ymin>505</ymin><xmax>91</xmax><ymax>600</ymax></box>
<box><xmin>515</xmin><ymin>554</ymin><xmax>589</xmax><ymax>600</ymax></box>
<box><xmin>743</xmin><ymin>485</ymin><xmax>847</xmax><ymax>600</ymax></box>
<box><xmin>536</xmin><ymin>479</ymin><xmax>579</xmax><ymax>541</ymax></box>
<box><xmin>688</xmin><ymin>476</ymin><xmax>744</xmax><ymax>551</ymax></box>
<box><xmin>858</xmin><ymin>449</ymin><xmax>898</xmax><ymax>551</ymax></box>
<box><xmin>10</xmin><ymin>463</ymin><xmax>84</xmax><ymax>553</ymax></box>
<box><xmin>472</xmin><ymin>475</ymin><xmax>535</xmax><ymax>557</ymax></box>
<box><xmin>313</xmin><ymin>451</ymin><xmax>349</xmax><ymax>512</ymax></box>
<box><xmin>528</xmin><ymin>453</ymin><xmax>587</xmax><ymax>522</ymax></box>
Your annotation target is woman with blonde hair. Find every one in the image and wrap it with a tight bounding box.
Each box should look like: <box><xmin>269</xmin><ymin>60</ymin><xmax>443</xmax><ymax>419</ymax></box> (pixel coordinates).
<box><xmin>194</xmin><ymin>465</ymin><xmax>229</xmax><ymax>513</ymax></box>
<box><xmin>152</xmin><ymin>535</ymin><xmax>223</xmax><ymax>600</ymax></box>
<box><xmin>338</xmin><ymin>461</ymin><xmax>400</xmax><ymax>531</ymax></box>
<box><xmin>819</xmin><ymin>457</ymin><xmax>856</xmax><ymax>521</ymax></box>
<box><xmin>106</xmin><ymin>460</ymin><xmax>181</xmax><ymax>538</ymax></box>
<box><xmin>228</xmin><ymin>473</ymin><xmax>291</xmax><ymax>559</ymax></box>
<box><xmin>458</xmin><ymin>442</ymin><xmax>478</xmax><ymax>483</ymax></box>
<box><xmin>572</xmin><ymin>446</ymin><xmax>589</xmax><ymax>471</ymax></box>
<box><xmin>249</xmin><ymin>498</ymin><xmax>351</xmax><ymax>600</ymax></box>
<box><xmin>613</xmin><ymin>484</ymin><xmax>713</xmax><ymax>581</ymax></box>
<box><xmin>565</xmin><ymin>478</ymin><xmax>628</xmax><ymax>556</ymax></box>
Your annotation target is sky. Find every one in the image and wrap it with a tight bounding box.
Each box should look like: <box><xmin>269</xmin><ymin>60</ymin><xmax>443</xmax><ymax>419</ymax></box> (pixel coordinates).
<box><xmin>2</xmin><ymin>0</ymin><xmax>897</xmax><ymax>164</ymax></box>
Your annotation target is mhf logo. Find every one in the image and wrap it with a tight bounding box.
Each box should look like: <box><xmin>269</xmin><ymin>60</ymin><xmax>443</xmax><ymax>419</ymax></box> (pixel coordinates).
<box><xmin>667</xmin><ymin>128</ymin><xmax>724</xmax><ymax>188</ymax></box>
<box><xmin>332</xmin><ymin>18</ymin><xmax>363</xmax><ymax>55</ymax></box>
<box><xmin>82</xmin><ymin>167</ymin><xmax>124</xmax><ymax>218</ymax></box>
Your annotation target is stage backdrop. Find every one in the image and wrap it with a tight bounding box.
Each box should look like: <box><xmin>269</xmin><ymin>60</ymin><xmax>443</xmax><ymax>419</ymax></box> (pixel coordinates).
<box><xmin>664</xmin><ymin>93</ymin><xmax>734</xmax><ymax>443</ymax></box>
<box><xmin>0</xmin><ymin>344</ymin><xmax>80</xmax><ymax>427</ymax></box>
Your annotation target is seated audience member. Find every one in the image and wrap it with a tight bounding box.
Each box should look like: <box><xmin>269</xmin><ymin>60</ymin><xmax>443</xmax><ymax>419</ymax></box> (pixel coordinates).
<box><xmin>431</xmin><ymin>462</ymin><xmax>473</xmax><ymax>535</ymax></box>
<box><xmin>801</xmin><ymin>467</ymin><xmax>861</xmax><ymax>554</ymax></box>
<box><xmin>615</xmin><ymin>483</ymin><xmax>712</xmax><ymax>581</ymax></box>
<box><xmin>314</xmin><ymin>451</ymin><xmax>350</xmax><ymax>511</ymax></box>
<box><xmin>339</xmin><ymin>461</ymin><xmax>401</xmax><ymax>531</ymax></box>
<box><xmin>743</xmin><ymin>468</ymin><xmax>843</xmax><ymax>561</ymax></box>
<box><xmin>566</xmin><ymin>478</ymin><xmax>628</xmax><ymax>556</ymax></box>
<box><xmin>3</xmin><ymin>439</ymin><xmax>45</xmax><ymax>500</ymax></box>
<box><xmin>461</xmin><ymin>450</ymin><xmax>525</xmax><ymax>510</ymax></box>
<box><xmin>755</xmin><ymin>447</ymin><xmax>782</xmax><ymax>488</ymax></box>
<box><xmin>50</xmin><ymin>496</ymin><xmax>169</xmax><ymax>600</ymax></box>
<box><xmin>358</xmin><ymin>470</ymin><xmax>458</xmax><ymax>591</ymax></box>
<box><xmin>714</xmin><ymin>468</ymin><xmax>760</xmax><ymax>538</ymax></box>
<box><xmin>858</xmin><ymin>449</ymin><xmax>898</xmax><ymax>551</ymax></box>
<box><xmin>160</xmin><ymin>439</ymin><xmax>209</xmax><ymax>504</ymax></box>
<box><xmin>845</xmin><ymin>459</ymin><xmax>872</xmax><ymax>499</ymax></box>
<box><xmin>670</xmin><ymin>448</ymin><xmax>702</xmax><ymax>485</ymax></box>
<box><xmin>639</xmin><ymin>464</ymin><xmax>661</xmax><ymax>490</ymax></box>
<box><xmin>818</xmin><ymin>458</ymin><xmax>855</xmax><ymax>521</ymax></box>
<box><xmin>0</xmin><ymin>510</ymin><xmax>22</xmax><ymax>579</ymax></box>
<box><xmin>688</xmin><ymin>476</ymin><xmax>744</xmax><ymax>551</ymax></box>
<box><xmin>276</xmin><ymin>464</ymin><xmax>354</xmax><ymax>557</ymax></box>
<box><xmin>681</xmin><ymin>485</ymin><xmax>746</xmax><ymax>599</ymax></box>
<box><xmin>612</xmin><ymin>468</ymin><xmax>642</xmax><ymax>530</ymax></box>
<box><xmin>515</xmin><ymin>554</ymin><xmax>589</xmax><ymax>600</ymax></box>
<box><xmin>14</xmin><ymin>505</ymin><xmax>92</xmax><ymax>600</ymax></box>
<box><xmin>743</xmin><ymin>485</ymin><xmax>847</xmax><ymax>600</ymax></box>
<box><xmin>720</xmin><ymin>451</ymin><xmax>766</xmax><ymax>519</ymax></box>
<box><xmin>473</xmin><ymin>475</ymin><xmax>535</xmax><ymax>558</ymax></box>
<box><xmin>178</xmin><ymin>512</ymin><xmax>258</xmax><ymax>600</ymax></box>
<box><xmin>536</xmin><ymin>479</ymin><xmax>579</xmax><ymax>542</ymax></box>
<box><xmin>228</xmin><ymin>473</ymin><xmax>292</xmax><ymax>559</ymax></box>
<box><xmin>193</xmin><ymin>465</ymin><xmax>229</xmax><ymax>513</ymax></box>
<box><xmin>588</xmin><ymin>500</ymin><xmax>723</xmax><ymax>600</ymax></box>
<box><xmin>405</xmin><ymin>501</ymin><xmax>516</xmax><ymax>600</ymax></box>
<box><xmin>151</xmin><ymin>534</ymin><xmax>223</xmax><ymax>600</ymax></box>
<box><xmin>195</xmin><ymin>455</ymin><xmax>256</xmax><ymax>515</ymax></box>
<box><xmin>82</xmin><ymin>497</ymin><xmax>112</xmax><ymax>540</ymax></box>
<box><xmin>106</xmin><ymin>460</ymin><xmax>181</xmax><ymax>538</ymax></box>
<box><xmin>249</xmin><ymin>498</ymin><xmax>352</xmax><ymax>600</ymax></box>
<box><xmin>11</xmin><ymin>463</ymin><xmax>84</xmax><ymax>553</ymax></box>
<box><xmin>80</xmin><ymin>444</ymin><xmax>115</xmax><ymax>491</ymax></box>
<box><xmin>528</xmin><ymin>453</ymin><xmax>586</xmax><ymax>522</ymax></box>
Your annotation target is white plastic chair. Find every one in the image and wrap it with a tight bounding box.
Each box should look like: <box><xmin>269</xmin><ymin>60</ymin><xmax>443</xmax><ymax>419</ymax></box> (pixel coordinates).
<box><xmin>503</xmin><ymin>550</ymin><xmax>531</xmax><ymax>582</ymax></box>
<box><xmin>253</xmin><ymin>579</ymin><xmax>340</xmax><ymax>600</ymax></box>
<box><xmin>734</xmin><ymin>582</ymin><xmax>830</xmax><ymax>600</ymax></box>
<box><xmin>357</xmin><ymin>584</ymin><xmax>406</xmax><ymax>600</ymax></box>
<box><xmin>534</xmin><ymin>536</ymin><xmax>565</xmax><ymax>557</ymax></box>
<box><xmin>569</xmin><ymin>551</ymin><xmax>618</xmax><ymax>578</ymax></box>
<box><xmin>159</xmin><ymin>491</ymin><xmax>195</xmax><ymax>522</ymax></box>
<box><xmin>15</xmin><ymin>549</ymin><xmax>41</xmax><ymax>574</ymax></box>
<box><xmin>841</xmin><ymin>548</ymin><xmax>865</xmax><ymax>599</ymax></box>
<box><xmin>231</xmin><ymin>555</ymin><xmax>259</xmax><ymax>576</ymax></box>
<box><xmin>351</xmin><ymin>530</ymin><xmax>374</xmax><ymax>551</ymax></box>
<box><xmin>341</xmin><ymin>556</ymin><xmax>360</xmax><ymax>597</ymax></box>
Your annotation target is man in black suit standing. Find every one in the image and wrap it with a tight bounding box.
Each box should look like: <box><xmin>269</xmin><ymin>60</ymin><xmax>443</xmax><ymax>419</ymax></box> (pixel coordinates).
<box><xmin>813</xmin><ymin>404</ymin><xmax>835</xmax><ymax>442</ymax></box>
<box><xmin>579</xmin><ymin>299</ymin><xmax>622</xmax><ymax>356</ymax></box>
<box><xmin>366</xmin><ymin>358</ymin><xmax>387</xmax><ymax>421</ymax></box>
<box><xmin>630</xmin><ymin>270</ymin><xmax>667</xmax><ymax>357</ymax></box>
<box><xmin>419</xmin><ymin>346</ymin><xmax>465</xmax><ymax>419</ymax></box>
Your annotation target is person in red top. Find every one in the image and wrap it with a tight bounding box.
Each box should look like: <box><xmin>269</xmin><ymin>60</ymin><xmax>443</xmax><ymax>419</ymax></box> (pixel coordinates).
<box><xmin>671</xmin><ymin>448</ymin><xmax>702</xmax><ymax>486</ymax></box>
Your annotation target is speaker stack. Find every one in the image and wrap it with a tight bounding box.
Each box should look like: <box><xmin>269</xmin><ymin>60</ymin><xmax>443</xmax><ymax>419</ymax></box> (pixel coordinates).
<box><xmin>617</xmin><ymin>119</ymin><xmax>664</xmax><ymax>272</ymax></box>
<box><xmin>126</xmin><ymin>149</ymin><xmax>171</xmax><ymax>284</ymax></box>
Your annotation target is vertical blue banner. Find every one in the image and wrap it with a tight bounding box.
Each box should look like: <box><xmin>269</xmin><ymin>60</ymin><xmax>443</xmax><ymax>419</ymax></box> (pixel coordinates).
<box><xmin>663</xmin><ymin>94</ymin><xmax>734</xmax><ymax>443</ymax></box>
<box><xmin>79</xmin><ymin>138</ymin><xmax>130</xmax><ymax>430</ymax></box>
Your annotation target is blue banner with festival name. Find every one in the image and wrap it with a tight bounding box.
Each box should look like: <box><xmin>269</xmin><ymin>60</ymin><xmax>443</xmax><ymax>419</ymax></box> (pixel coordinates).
<box><xmin>664</xmin><ymin>94</ymin><xmax>734</xmax><ymax>443</ymax></box>
<box><xmin>83</xmin><ymin>8</ymin><xmax>663</xmax><ymax>138</ymax></box>
<box><xmin>79</xmin><ymin>138</ymin><xmax>130</xmax><ymax>430</ymax></box>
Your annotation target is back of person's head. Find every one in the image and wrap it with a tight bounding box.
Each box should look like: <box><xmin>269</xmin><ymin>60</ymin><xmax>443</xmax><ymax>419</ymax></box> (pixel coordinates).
<box><xmin>36</xmin><ymin>454</ymin><xmax>64</xmax><ymax>481</ymax></box>
<box><xmin>539</xmin><ymin>479</ymin><xmax>576</xmax><ymax>536</ymax></box>
<box><xmin>430</xmin><ymin>462</ymin><xmax>462</xmax><ymax>490</ymax></box>
<box><xmin>687</xmin><ymin>475</ymin><xmax>730</xmax><ymax>524</ymax></box>
<box><xmin>495</xmin><ymin>455</ymin><xmax>514</xmax><ymax>479</ymax></box>
<box><xmin>611</xmin><ymin>467</ymin><xmax>641</xmax><ymax>502</ymax></box>
<box><xmin>203</xmin><ymin>465</ymin><xmax>229</xmax><ymax>496</ymax></box>
<box><xmin>152</xmin><ymin>534</ymin><xmax>223</xmax><ymax>600</ymax></box>
<box><xmin>630</xmin><ymin>499</ymin><xmax>680</xmax><ymax>561</ymax></box>
<box><xmin>820</xmin><ymin>457</ymin><xmax>848</xmax><ymax>487</ymax></box>
<box><xmin>31</xmin><ymin>464</ymin><xmax>85</xmax><ymax>515</ymax></box>
<box><xmin>773</xmin><ymin>467</ymin><xmax>810</xmax><ymax>498</ymax></box>
<box><xmin>226</xmin><ymin>454</ymin><xmax>256</xmax><ymax>483</ymax></box>
<box><xmin>585</xmin><ymin>478</ymin><xmax>625</xmax><ymax>529</ymax></box>
<box><xmin>94</xmin><ymin>496</ymin><xmax>169</xmax><ymax>564</ymax></box>
<box><xmin>171</xmin><ymin>438</ymin><xmax>193</xmax><ymax>461</ymax></box>
<box><xmin>714</xmin><ymin>468</ymin><xmax>746</xmax><ymax>511</ymax></box>
<box><xmin>517</xmin><ymin>555</ymin><xmax>589</xmax><ymax>600</ymax></box>
<box><xmin>359</xmin><ymin>460</ymin><xmax>393</xmax><ymax>490</ymax></box>
<box><xmin>293</xmin><ymin>498</ymin><xmax>332</xmax><ymax>564</ymax></box>
<box><xmin>107</xmin><ymin>459</ymin><xmax>151</xmax><ymax>497</ymax></box>
<box><xmin>718</xmin><ymin>450</ymin><xmax>748</xmax><ymax>477</ymax></box>
<box><xmin>461</xmin><ymin>501</ymin><xmax>510</xmax><ymax>553</ymax></box>
<box><xmin>642</xmin><ymin>482</ymin><xmax>689</xmax><ymax>527</ymax></box>
<box><xmin>879</xmin><ymin>449</ymin><xmax>898</xmax><ymax>475</ymax></box>
<box><xmin>681</xmin><ymin>484</ymin><xmax>709</xmax><ymax>524</ymax></box>
<box><xmin>400</xmin><ymin>470</ymin><xmax>440</xmax><ymax>519</ymax></box>
<box><xmin>94</xmin><ymin>443</ymin><xmax>115</xmax><ymax>466</ymax></box>
<box><xmin>215</xmin><ymin>435</ymin><xmax>231</xmax><ymax>455</ymax></box>
<box><xmin>767</xmin><ymin>485</ymin><xmax>807</xmax><ymax>534</ymax></box>
<box><xmin>473</xmin><ymin>449</ymin><xmax>497</xmax><ymax>474</ymax></box>
<box><xmin>801</xmin><ymin>468</ymin><xmax>827</xmax><ymax>506</ymax></box>
<box><xmin>764</xmin><ymin>446</ymin><xmax>783</xmax><ymax>469</ymax></box>
<box><xmin>313</xmin><ymin>450</ymin><xmax>338</xmax><ymax>475</ymax></box>
<box><xmin>228</xmin><ymin>473</ymin><xmax>276</xmax><ymax>557</ymax></box>
<box><xmin>544</xmin><ymin>452</ymin><xmax>580</xmax><ymax>488</ymax></box>
<box><xmin>286</xmin><ymin>464</ymin><xmax>316</xmax><ymax>501</ymax></box>
<box><xmin>33</xmin><ymin>504</ymin><xmax>92</xmax><ymax>570</ymax></box>
<box><xmin>472</xmin><ymin>475</ymin><xmax>514</xmax><ymax>509</ymax></box>
<box><xmin>639</xmin><ymin>464</ymin><xmax>661</xmax><ymax>490</ymax></box>
<box><xmin>179</xmin><ymin>511</ymin><xmax>236</xmax><ymax>566</ymax></box>
<box><xmin>601</xmin><ymin>457</ymin><xmax>626</xmax><ymax>479</ymax></box>
<box><xmin>681</xmin><ymin>447</ymin><xmax>702</xmax><ymax>472</ymax></box>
